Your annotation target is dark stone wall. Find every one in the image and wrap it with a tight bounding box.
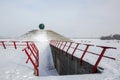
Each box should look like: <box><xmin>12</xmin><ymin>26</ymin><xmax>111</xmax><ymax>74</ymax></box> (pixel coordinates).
<box><xmin>50</xmin><ymin>45</ymin><xmax>101</xmax><ymax>75</ymax></box>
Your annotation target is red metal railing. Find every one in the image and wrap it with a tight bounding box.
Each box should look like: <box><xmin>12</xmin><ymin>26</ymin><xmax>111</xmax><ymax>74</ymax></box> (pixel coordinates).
<box><xmin>50</xmin><ymin>40</ymin><xmax>116</xmax><ymax>73</ymax></box>
<box><xmin>0</xmin><ymin>40</ymin><xmax>33</xmax><ymax>49</ymax></box>
<box><xmin>0</xmin><ymin>40</ymin><xmax>39</xmax><ymax>76</ymax></box>
<box><xmin>22</xmin><ymin>42</ymin><xmax>39</xmax><ymax>76</ymax></box>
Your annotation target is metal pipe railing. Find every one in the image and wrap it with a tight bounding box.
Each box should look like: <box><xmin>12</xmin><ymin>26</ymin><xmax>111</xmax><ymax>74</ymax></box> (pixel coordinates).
<box><xmin>50</xmin><ymin>40</ymin><xmax>116</xmax><ymax>73</ymax></box>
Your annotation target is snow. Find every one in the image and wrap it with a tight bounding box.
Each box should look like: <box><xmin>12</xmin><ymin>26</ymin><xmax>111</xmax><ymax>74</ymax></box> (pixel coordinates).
<box><xmin>0</xmin><ymin>46</ymin><xmax>35</xmax><ymax>80</ymax></box>
<box><xmin>34</xmin><ymin>33</ymin><xmax>58</xmax><ymax>76</ymax></box>
<box><xmin>0</xmin><ymin>30</ymin><xmax>58</xmax><ymax>80</ymax></box>
<box><xmin>72</xmin><ymin>39</ymin><xmax>120</xmax><ymax>79</ymax></box>
<box><xmin>0</xmin><ymin>30</ymin><xmax>120</xmax><ymax>80</ymax></box>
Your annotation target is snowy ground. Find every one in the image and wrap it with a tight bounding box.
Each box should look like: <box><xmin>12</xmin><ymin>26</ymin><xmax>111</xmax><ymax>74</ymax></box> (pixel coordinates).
<box><xmin>0</xmin><ymin>30</ymin><xmax>120</xmax><ymax>80</ymax></box>
<box><xmin>0</xmin><ymin>45</ymin><xmax>35</xmax><ymax>80</ymax></box>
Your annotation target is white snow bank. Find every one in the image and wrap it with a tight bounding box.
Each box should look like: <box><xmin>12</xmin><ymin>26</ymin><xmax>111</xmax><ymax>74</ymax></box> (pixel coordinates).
<box><xmin>34</xmin><ymin>34</ymin><xmax>58</xmax><ymax>76</ymax></box>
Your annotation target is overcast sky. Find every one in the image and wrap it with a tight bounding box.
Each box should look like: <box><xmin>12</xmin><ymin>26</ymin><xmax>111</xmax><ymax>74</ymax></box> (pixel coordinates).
<box><xmin>0</xmin><ymin>0</ymin><xmax>120</xmax><ymax>38</ymax></box>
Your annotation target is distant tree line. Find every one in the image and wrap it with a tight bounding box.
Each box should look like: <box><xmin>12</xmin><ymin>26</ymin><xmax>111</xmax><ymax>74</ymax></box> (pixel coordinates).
<box><xmin>100</xmin><ymin>34</ymin><xmax>120</xmax><ymax>40</ymax></box>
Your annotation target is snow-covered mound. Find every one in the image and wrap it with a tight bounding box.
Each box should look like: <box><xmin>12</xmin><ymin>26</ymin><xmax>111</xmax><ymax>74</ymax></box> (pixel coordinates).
<box><xmin>20</xmin><ymin>29</ymin><xmax>71</xmax><ymax>41</ymax></box>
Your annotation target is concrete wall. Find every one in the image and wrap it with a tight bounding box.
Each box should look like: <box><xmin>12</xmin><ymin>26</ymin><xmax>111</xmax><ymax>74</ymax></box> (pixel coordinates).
<box><xmin>50</xmin><ymin>45</ymin><xmax>101</xmax><ymax>75</ymax></box>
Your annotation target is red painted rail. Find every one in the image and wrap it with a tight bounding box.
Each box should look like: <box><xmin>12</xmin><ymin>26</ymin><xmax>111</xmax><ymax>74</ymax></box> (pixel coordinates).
<box><xmin>50</xmin><ymin>40</ymin><xmax>116</xmax><ymax>73</ymax></box>
<box><xmin>22</xmin><ymin>42</ymin><xmax>39</xmax><ymax>76</ymax></box>
<box><xmin>0</xmin><ymin>40</ymin><xmax>39</xmax><ymax>76</ymax></box>
<box><xmin>0</xmin><ymin>40</ymin><xmax>33</xmax><ymax>49</ymax></box>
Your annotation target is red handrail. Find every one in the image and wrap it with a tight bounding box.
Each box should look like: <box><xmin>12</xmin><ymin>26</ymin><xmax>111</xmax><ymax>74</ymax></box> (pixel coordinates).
<box><xmin>50</xmin><ymin>40</ymin><xmax>116</xmax><ymax>73</ymax></box>
<box><xmin>22</xmin><ymin>42</ymin><xmax>39</xmax><ymax>76</ymax></box>
<box><xmin>0</xmin><ymin>40</ymin><xmax>39</xmax><ymax>76</ymax></box>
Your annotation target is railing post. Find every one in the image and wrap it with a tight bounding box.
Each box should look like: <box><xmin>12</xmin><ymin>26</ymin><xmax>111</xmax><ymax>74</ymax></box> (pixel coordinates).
<box><xmin>22</xmin><ymin>41</ymin><xmax>33</xmax><ymax>48</ymax></box>
<box><xmin>80</xmin><ymin>44</ymin><xmax>94</xmax><ymax>65</ymax></box>
<box><xmin>93</xmin><ymin>46</ymin><xmax>116</xmax><ymax>73</ymax></box>
<box><xmin>70</xmin><ymin>43</ymin><xmax>80</xmax><ymax>60</ymax></box>
<box><xmin>56</xmin><ymin>41</ymin><xmax>60</xmax><ymax>48</ymax></box>
<box><xmin>58</xmin><ymin>42</ymin><xmax>63</xmax><ymax>53</ymax></box>
<box><xmin>0</xmin><ymin>41</ymin><xmax>6</xmax><ymax>49</ymax></box>
<box><xmin>62</xmin><ymin>42</ymin><xmax>67</xmax><ymax>51</ymax></box>
<box><xmin>65</xmin><ymin>42</ymin><xmax>72</xmax><ymax>55</ymax></box>
<box><xmin>59</xmin><ymin>42</ymin><xmax>63</xmax><ymax>49</ymax></box>
<box><xmin>10</xmin><ymin>41</ymin><xmax>18</xmax><ymax>49</ymax></box>
<box><xmin>55</xmin><ymin>41</ymin><xmax>59</xmax><ymax>47</ymax></box>
<box><xmin>14</xmin><ymin>41</ymin><xmax>17</xmax><ymax>49</ymax></box>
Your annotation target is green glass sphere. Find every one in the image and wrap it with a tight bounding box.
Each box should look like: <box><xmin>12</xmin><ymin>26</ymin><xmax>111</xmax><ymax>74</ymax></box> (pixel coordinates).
<box><xmin>39</xmin><ymin>24</ymin><xmax>45</xmax><ymax>30</ymax></box>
